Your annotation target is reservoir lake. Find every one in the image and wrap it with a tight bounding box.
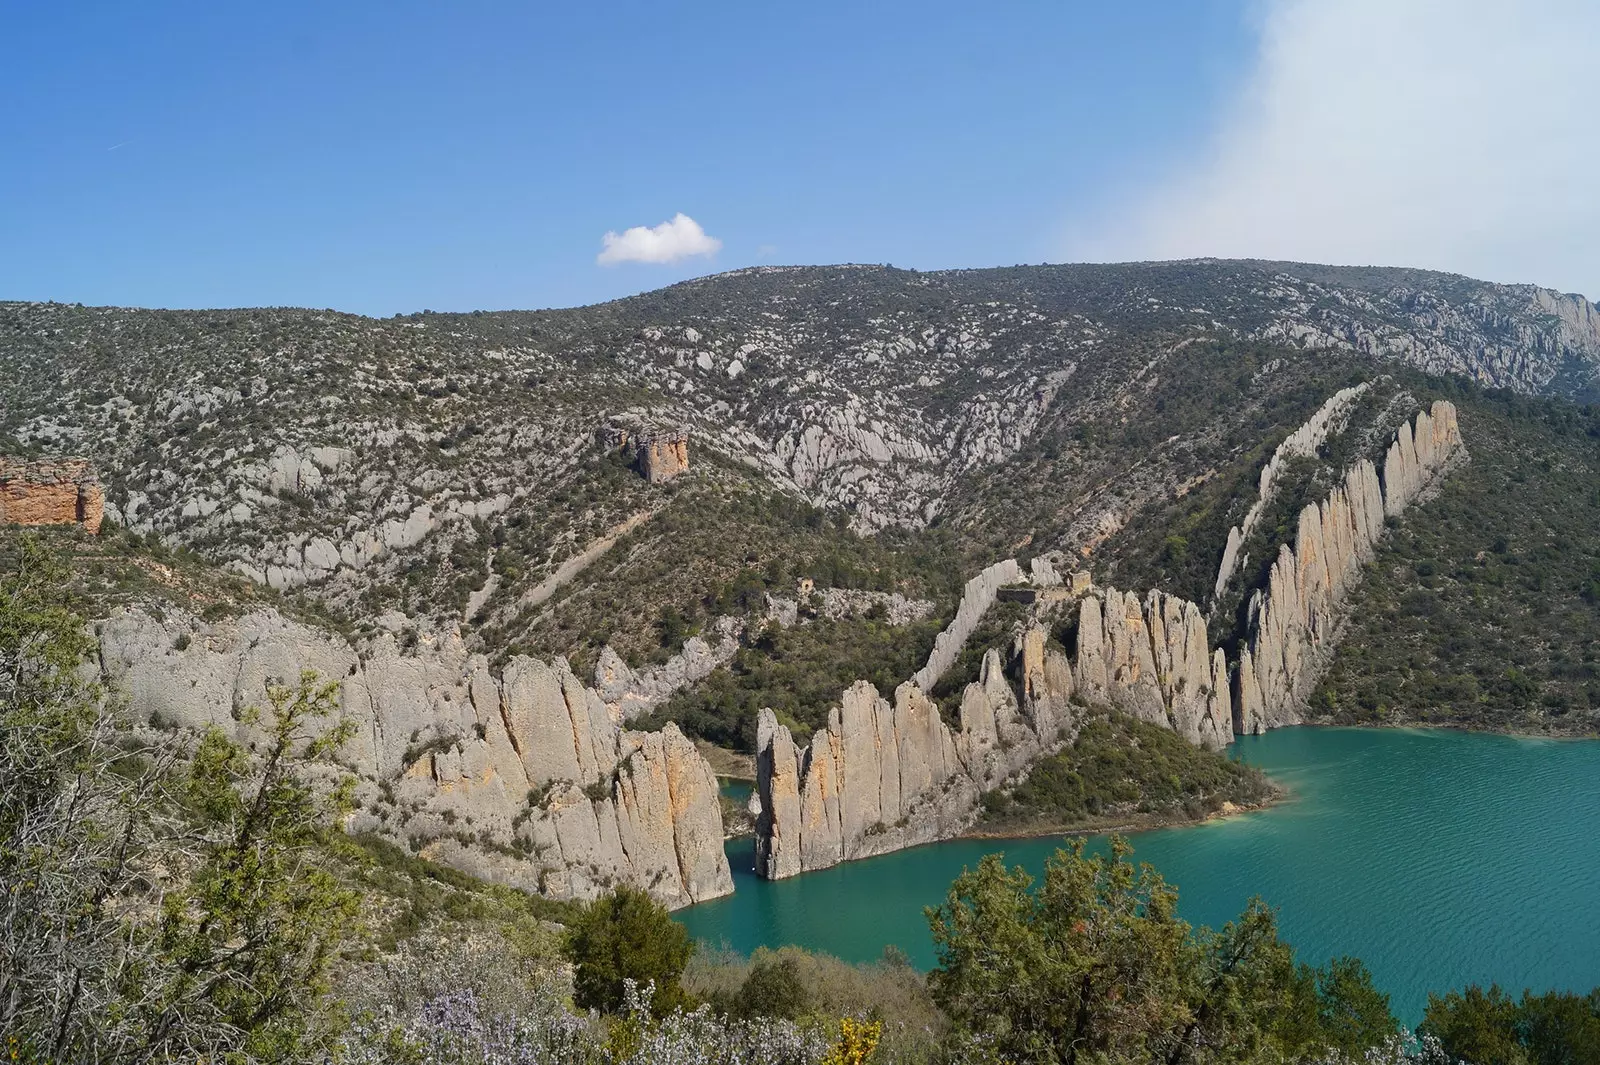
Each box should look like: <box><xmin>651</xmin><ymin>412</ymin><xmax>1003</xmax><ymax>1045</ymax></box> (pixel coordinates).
<box><xmin>682</xmin><ymin>727</ymin><xmax>1600</xmax><ymax>1024</ymax></box>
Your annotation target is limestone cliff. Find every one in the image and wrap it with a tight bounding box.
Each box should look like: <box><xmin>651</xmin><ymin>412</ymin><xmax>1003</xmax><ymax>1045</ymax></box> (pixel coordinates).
<box><xmin>1235</xmin><ymin>401</ymin><xmax>1464</xmax><ymax>732</ymax></box>
<box><xmin>1213</xmin><ymin>383</ymin><xmax>1371</xmax><ymax>602</ymax></box>
<box><xmin>912</xmin><ymin>558</ymin><xmax>1022</xmax><ymax>691</ymax></box>
<box><xmin>754</xmin><ymin>578</ymin><xmax>1227</xmax><ymax>879</ymax></box>
<box><xmin>94</xmin><ymin>605</ymin><xmax>732</xmax><ymax>908</ymax></box>
<box><xmin>755</xmin><ymin>401</ymin><xmax>1466</xmax><ymax>881</ymax></box>
<box><xmin>0</xmin><ymin>457</ymin><xmax>104</xmax><ymax>534</ymax></box>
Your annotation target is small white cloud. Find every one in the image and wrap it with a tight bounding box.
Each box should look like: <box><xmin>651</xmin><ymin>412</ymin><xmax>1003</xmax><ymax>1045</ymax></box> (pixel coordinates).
<box><xmin>596</xmin><ymin>213</ymin><xmax>722</xmax><ymax>266</ymax></box>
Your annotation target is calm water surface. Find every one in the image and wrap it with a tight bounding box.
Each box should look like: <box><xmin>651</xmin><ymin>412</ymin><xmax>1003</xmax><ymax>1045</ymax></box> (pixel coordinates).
<box><xmin>686</xmin><ymin>728</ymin><xmax>1600</xmax><ymax>1023</ymax></box>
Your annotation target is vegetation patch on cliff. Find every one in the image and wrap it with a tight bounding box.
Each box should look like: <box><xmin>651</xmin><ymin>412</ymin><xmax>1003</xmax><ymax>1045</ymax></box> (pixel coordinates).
<box><xmin>641</xmin><ymin>614</ymin><xmax>942</xmax><ymax>751</ymax></box>
<box><xmin>1313</xmin><ymin>389</ymin><xmax>1600</xmax><ymax>734</ymax></box>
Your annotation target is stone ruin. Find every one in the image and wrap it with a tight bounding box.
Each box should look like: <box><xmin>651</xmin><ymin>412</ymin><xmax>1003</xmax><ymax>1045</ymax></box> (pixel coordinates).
<box><xmin>598</xmin><ymin>420</ymin><xmax>690</xmax><ymax>483</ymax></box>
<box><xmin>0</xmin><ymin>457</ymin><xmax>104</xmax><ymax>534</ymax></box>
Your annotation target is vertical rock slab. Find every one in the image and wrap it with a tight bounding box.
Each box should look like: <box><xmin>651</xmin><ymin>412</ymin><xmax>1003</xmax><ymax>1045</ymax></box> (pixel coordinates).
<box><xmin>754</xmin><ymin>709</ymin><xmax>804</xmax><ymax>880</ymax></box>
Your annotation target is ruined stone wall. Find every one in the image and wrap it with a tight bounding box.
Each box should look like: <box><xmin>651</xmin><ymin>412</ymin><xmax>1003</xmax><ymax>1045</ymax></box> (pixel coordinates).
<box><xmin>0</xmin><ymin>457</ymin><xmax>104</xmax><ymax>534</ymax></box>
<box><xmin>640</xmin><ymin>433</ymin><xmax>689</xmax><ymax>482</ymax></box>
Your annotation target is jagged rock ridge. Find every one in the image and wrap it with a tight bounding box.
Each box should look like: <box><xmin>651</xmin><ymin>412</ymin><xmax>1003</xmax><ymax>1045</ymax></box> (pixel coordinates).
<box><xmin>756</xmin><ymin>400</ymin><xmax>1466</xmax><ymax>880</ymax></box>
<box><xmin>95</xmin><ymin>606</ymin><xmax>732</xmax><ymax>909</ymax></box>
<box><xmin>1236</xmin><ymin>401</ymin><xmax>1465</xmax><ymax>732</ymax></box>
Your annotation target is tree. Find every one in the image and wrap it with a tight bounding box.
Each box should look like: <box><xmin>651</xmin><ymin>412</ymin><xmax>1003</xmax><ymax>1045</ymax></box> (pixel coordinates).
<box><xmin>1421</xmin><ymin>984</ymin><xmax>1600</xmax><ymax>1065</ymax></box>
<box><xmin>925</xmin><ymin>837</ymin><xmax>1395</xmax><ymax>1064</ymax></box>
<box><xmin>565</xmin><ymin>885</ymin><xmax>695</xmax><ymax>1017</ymax></box>
<box><xmin>0</xmin><ymin>536</ymin><xmax>359</xmax><ymax>1061</ymax></box>
<box><xmin>1421</xmin><ymin>984</ymin><xmax>1530</xmax><ymax>1064</ymax></box>
<box><xmin>734</xmin><ymin>953</ymin><xmax>810</xmax><ymax>1020</ymax></box>
<box><xmin>0</xmin><ymin>536</ymin><xmax>174</xmax><ymax>1059</ymax></box>
<box><xmin>152</xmin><ymin>670</ymin><xmax>361</xmax><ymax>1060</ymax></box>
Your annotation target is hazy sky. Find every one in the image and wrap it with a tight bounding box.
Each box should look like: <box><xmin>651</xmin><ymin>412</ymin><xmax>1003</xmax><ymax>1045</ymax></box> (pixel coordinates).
<box><xmin>2</xmin><ymin>1</ymin><xmax>1592</xmax><ymax>314</ymax></box>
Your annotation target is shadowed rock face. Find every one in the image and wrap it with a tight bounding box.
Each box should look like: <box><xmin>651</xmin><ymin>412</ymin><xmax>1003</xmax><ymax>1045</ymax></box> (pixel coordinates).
<box><xmin>0</xmin><ymin>457</ymin><xmax>103</xmax><ymax>534</ymax></box>
<box><xmin>1236</xmin><ymin>401</ymin><xmax>1464</xmax><ymax>733</ymax></box>
<box><xmin>94</xmin><ymin>606</ymin><xmax>732</xmax><ymax>909</ymax></box>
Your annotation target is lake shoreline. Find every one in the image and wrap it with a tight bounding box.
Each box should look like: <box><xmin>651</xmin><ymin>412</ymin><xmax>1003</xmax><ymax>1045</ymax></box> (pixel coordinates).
<box><xmin>958</xmin><ymin>782</ymin><xmax>1289</xmax><ymax>842</ymax></box>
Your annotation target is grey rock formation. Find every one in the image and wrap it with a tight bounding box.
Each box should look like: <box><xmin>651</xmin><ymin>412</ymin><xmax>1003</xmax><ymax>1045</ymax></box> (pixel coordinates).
<box><xmin>1235</xmin><ymin>401</ymin><xmax>1463</xmax><ymax>732</ymax></box>
<box><xmin>591</xmin><ymin>616</ymin><xmax>742</xmax><ymax>721</ymax></box>
<box><xmin>754</xmin><ymin>578</ymin><xmax>1230</xmax><ymax>879</ymax></box>
<box><xmin>912</xmin><ymin>558</ymin><xmax>1022</xmax><ymax>691</ymax></box>
<box><xmin>94</xmin><ymin>605</ymin><xmax>732</xmax><ymax>909</ymax></box>
<box><xmin>1214</xmin><ymin>382</ymin><xmax>1372</xmax><ymax>601</ymax></box>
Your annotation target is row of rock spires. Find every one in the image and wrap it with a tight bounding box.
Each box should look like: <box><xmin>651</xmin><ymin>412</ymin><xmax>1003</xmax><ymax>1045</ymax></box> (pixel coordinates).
<box><xmin>1236</xmin><ymin>399</ymin><xmax>1463</xmax><ymax>731</ymax></box>
<box><xmin>755</xmin><ymin>401</ymin><xmax>1464</xmax><ymax>880</ymax></box>
<box><xmin>94</xmin><ymin>608</ymin><xmax>732</xmax><ymax>909</ymax></box>
<box><xmin>1213</xmin><ymin>383</ymin><xmax>1371</xmax><ymax>601</ymax></box>
<box><xmin>753</xmin><ymin>583</ymin><xmax>1232</xmax><ymax>879</ymax></box>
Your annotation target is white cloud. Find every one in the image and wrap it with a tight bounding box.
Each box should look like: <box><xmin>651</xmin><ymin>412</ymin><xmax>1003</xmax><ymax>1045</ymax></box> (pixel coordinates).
<box><xmin>596</xmin><ymin>213</ymin><xmax>722</xmax><ymax>266</ymax></box>
<box><xmin>1075</xmin><ymin>0</ymin><xmax>1600</xmax><ymax>299</ymax></box>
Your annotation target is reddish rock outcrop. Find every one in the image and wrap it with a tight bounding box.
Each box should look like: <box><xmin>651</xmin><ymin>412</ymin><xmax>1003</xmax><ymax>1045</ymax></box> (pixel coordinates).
<box><xmin>640</xmin><ymin>432</ymin><xmax>689</xmax><ymax>482</ymax></box>
<box><xmin>0</xmin><ymin>458</ymin><xmax>104</xmax><ymax>534</ymax></box>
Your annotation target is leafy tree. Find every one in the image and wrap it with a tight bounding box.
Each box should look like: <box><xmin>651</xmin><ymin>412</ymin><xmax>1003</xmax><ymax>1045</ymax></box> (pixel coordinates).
<box><xmin>566</xmin><ymin>885</ymin><xmax>696</xmax><ymax>1017</ymax></box>
<box><xmin>0</xmin><ymin>536</ymin><xmax>359</xmax><ymax>1061</ymax></box>
<box><xmin>1422</xmin><ymin>984</ymin><xmax>1600</xmax><ymax>1065</ymax></box>
<box><xmin>734</xmin><ymin>954</ymin><xmax>811</xmax><ymax>1020</ymax></box>
<box><xmin>926</xmin><ymin>837</ymin><xmax>1395</xmax><ymax>1064</ymax></box>
<box><xmin>1421</xmin><ymin>984</ymin><xmax>1530</xmax><ymax>1064</ymax></box>
<box><xmin>153</xmin><ymin>670</ymin><xmax>361</xmax><ymax>1060</ymax></box>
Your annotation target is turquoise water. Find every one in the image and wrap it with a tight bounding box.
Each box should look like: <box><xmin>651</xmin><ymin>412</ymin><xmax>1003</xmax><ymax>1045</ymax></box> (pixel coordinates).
<box><xmin>682</xmin><ymin>727</ymin><xmax>1600</xmax><ymax>1023</ymax></box>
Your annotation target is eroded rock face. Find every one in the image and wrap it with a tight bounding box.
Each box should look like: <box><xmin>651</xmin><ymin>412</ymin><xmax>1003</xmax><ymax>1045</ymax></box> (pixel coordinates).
<box><xmin>912</xmin><ymin>558</ymin><xmax>1022</xmax><ymax>691</ymax></box>
<box><xmin>1214</xmin><ymin>383</ymin><xmax>1372</xmax><ymax>601</ymax></box>
<box><xmin>0</xmin><ymin>457</ymin><xmax>103</xmax><ymax>534</ymax></box>
<box><xmin>1235</xmin><ymin>401</ymin><xmax>1463</xmax><ymax>732</ymax></box>
<box><xmin>93</xmin><ymin>605</ymin><xmax>732</xmax><ymax>909</ymax></box>
<box><xmin>592</xmin><ymin>616</ymin><xmax>742</xmax><ymax>721</ymax></box>
<box><xmin>754</xmin><ymin>579</ymin><xmax>1229</xmax><ymax>879</ymax></box>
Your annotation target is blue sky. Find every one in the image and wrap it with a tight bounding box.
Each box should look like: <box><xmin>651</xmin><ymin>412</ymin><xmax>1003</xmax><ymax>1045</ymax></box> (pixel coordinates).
<box><xmin>3</xmin><ymin>1</ymin><xmax>1595</xmax><ymax>314</ymax></box>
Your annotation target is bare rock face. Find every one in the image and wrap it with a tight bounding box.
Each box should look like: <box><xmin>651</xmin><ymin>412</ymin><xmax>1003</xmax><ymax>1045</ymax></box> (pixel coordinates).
<box><xmin>1235</xmin><ymin>402</ymin><xmax>1463</xmax><ymax>732</ymax></box>
<box><xmin>912</xmin><ymin>558</ymin><xmax>1022</xmax><ymax>691</ymax></box>
<box><xmin>1213</xmin><ymin>384</ymin><xmax>1372</xmax><ymax>601</ymax></box>
<box><xmin>0</xmin><ymin>457</ymin><xmax>104</xmax><ymax>534</ymax></box>
<box><xmin>592</xmin><ymin>616</ymin><xmax>742</xmax><ymax>721</ymax></box>
<box><xmin>640</xmin><ymin>432</ymin><xmax>690</xmax><ymax>483</ymax></box>
<box><xmin>94</xmin><ymin>605</ymin><xmax>732</xmax><ymax>909</ymax></box>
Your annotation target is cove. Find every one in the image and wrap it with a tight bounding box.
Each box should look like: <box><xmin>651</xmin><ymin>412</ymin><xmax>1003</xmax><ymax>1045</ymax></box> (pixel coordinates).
<box><xmin>683</xmin><ymin>727</ymin><xmax>1600</xmax><ymax>1024</ymax></box>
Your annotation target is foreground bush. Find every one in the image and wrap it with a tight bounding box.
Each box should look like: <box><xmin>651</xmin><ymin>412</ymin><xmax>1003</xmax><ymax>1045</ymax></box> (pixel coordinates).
<box><xmin>926</xmin><ymin>837</ymin><xmax>1397</xmax><ymax>1064</ymax></box>
<box><xmin>566</xmin><ymin>885</ymin><xmax>698</xmax><ymax>1017</ymax></box>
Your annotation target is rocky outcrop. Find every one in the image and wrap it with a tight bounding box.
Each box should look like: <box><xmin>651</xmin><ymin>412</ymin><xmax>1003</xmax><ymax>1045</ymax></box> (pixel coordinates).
<box><xmin>1214</xmin><ymin>383</ymin><xmax>1371</xmax><ymax>601</ymax></box>
<box><xmin>912</xmin><ymin>558</ymin><xmax>1022</xmax><ymax>691</ymax></box>
<box><xmin>754</xmin><ymin>576</ymin><xmax>1226</xmax><ymax>878</ymax></box>
<box><xmin>1235</xmin><ymin>401</ymin><xmax>1463</xmax><ymax>733</ymax></box>
<box><xmin>93</xmin><ymin>606</ymin><xmax>732</xmax><ymax>909</ymax></box>
<box><xmin>0</xmin><ymin>457</ymin><xmax>103</xmax><ymax>534</ymax></box>
<box><xmin>592</xmin><ymin>616</ymin><xmax>742</xmax><ymax>721</ymax></box>
<box><xmin>640</xmin><ymin>432</ymin><xmax>690</xmax><ymax>483</ymax></box>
